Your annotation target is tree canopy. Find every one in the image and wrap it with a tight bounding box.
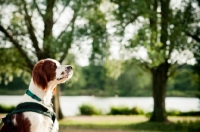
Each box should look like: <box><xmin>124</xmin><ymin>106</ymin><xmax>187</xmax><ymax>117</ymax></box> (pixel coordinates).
<box><xmin>0</xmin><ymin>0</ymin><xmax>199</xmax><ymax>122</ymax></box>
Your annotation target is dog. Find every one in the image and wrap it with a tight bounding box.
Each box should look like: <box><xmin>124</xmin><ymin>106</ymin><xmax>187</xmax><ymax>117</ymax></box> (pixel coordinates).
<box><xmin>0</xmin><ymin>58</ymin><xmax>73</xmax><ymax>132</ymax></box>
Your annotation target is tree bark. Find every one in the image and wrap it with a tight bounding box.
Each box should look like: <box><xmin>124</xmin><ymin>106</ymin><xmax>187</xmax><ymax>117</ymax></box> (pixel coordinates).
<box><xmin>150</xmin><ymin>61</ymin><xmax>169</xmax><ymax>122</ymax></box>
<box><xmin>149</xmin><ymin>0</ymin><xmax>171</xmax><ymax>122</ymax></box>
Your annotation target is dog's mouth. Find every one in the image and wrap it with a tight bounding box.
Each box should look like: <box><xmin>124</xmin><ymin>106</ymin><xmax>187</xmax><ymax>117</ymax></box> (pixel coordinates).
<box><xmin>56</xmin><ymin>70</ymin><xmax>73</xmax><ymax>81</ymax></box>
<box><xmin>57</xmin><ymin>75</ymin><xmax>67</xmax><ymax>81</ymax></box>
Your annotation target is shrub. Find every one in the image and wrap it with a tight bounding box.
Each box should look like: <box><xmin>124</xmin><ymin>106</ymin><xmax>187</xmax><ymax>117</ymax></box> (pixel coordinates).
<box><xmin>130</xmin><ymin>106</ymin><xmax>144</xmax><ymax>115</ymax></box>
<box><xmin>166</xmin><ymin>110</ymin><xmax>200</xmax><ymax>116</ymax></box>
<box><xmin>167</xmin><ymin>109</ymin><xmax>181</xmax><ymax>116</ymax></box>
<box><xmin>179</xmin><ymin>111</ymin><xmax>200</xmax><ymax>116</ymax></box>
<box><xmin>0</xmin><ymin>104</ymin><xmax>15</xmax><ymax>113</ymax></box>
<box><xmin>108</xmin><ymin>106</ymin><xmax>144</xmax><ymax>115</ymax></box>
<box><xmin>109</xmin><ymin>106</ymin><xmax>131</xmax><ymax>115</ymax></box>
<box><xmin>79</xmin><ymin>103</ymin><xmax>101</xmax><ymax>115</ymax></box>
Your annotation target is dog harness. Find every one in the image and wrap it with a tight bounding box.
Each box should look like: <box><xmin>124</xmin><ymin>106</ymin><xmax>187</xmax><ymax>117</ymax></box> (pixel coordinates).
<box><xmin>0</xmin><ymin>90</ymin><xmax>56</xmax><ymax>131</ymax></box>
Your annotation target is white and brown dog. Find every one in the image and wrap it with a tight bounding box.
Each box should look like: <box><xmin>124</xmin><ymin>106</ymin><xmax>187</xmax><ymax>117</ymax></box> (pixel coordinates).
<box><xmin>0</xmin><ymin>58</ymin><xmax>73</xmax><ymax>132</ymax></box>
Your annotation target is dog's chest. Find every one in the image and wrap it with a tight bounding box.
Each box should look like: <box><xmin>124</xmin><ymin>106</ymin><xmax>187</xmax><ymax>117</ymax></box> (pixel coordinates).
<box><xmin>23</xmin><ymin>112</ymin><xmax>59</xmax><ymax>132</ymax></box>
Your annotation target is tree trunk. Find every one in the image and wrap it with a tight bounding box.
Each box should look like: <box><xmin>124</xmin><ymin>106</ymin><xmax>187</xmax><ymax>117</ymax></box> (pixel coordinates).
<box><xmin>149</xmin><ymin>0</ymin><xmax>171</xmax><ymax>122</ymax></box>
<box><xmin>53</xmin><ymin>86</ymin><xmax>64</xmax><ymax>120</ymax></box>
<box><xmin>150</xmin><ymin>61</ymin><xmax>169</xmax><ymax>122</ymax></box>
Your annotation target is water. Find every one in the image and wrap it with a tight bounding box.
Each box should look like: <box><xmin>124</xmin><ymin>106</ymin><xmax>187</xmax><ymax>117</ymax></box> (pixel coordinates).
<box><xmin>0</xmin><ymin>96</ymin><xmax>199</xmax><ymax>116</ymax></box>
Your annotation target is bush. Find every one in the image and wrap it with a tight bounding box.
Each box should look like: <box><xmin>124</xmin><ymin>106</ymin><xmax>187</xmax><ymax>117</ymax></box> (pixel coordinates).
<box><xmin>131</xmin><ymin>106</ymin><xmax>144</xmax><ymax>115</ymax></box>
<box><xmin>147</xmin><ymin>110</ymin><xmax>200</xmax><ymax>117</ymax></box>
<box><xmin>108</xmin><ymin>106</ymin><xmax>144</xmax><ymax>115</ymax></box>
<box><xmin>0</xmin><ymin>104</ymin><xmax>15</xmax><ymax>113</ymax></box>
<box><xmin>166</xmin><ymin>110</ymin><xmax>200</xmax><ymax>116</ymax></box>
<box><xmin>167</xmin><ymin>109</ymin><xmax>181</xmax><ymax>116</ymax></box>
<box><xmin>179</xmin><ymin>111</ymin><xmax>200</xmax><ymax>116</ymax></box>
<box><xmin>109</xmin><ymin>106</ymin><xmax>131</xmax><ymax>115</ymax></box>
<box><xmin>79</xmin><ymin>103</ymin><xmax>101</xmax><ymax>115</ymax></box>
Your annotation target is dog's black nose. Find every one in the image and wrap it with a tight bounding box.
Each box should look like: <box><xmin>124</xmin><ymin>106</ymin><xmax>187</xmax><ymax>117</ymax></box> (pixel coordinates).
<box><xmin>67</xmin><ymin>66</ymin><xmax>73</xmax><ymax>70</ymax></box>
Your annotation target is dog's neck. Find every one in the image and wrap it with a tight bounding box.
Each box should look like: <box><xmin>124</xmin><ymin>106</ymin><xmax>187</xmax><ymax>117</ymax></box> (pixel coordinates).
<box><xmin>28</xmin><ymin>78</ymin><xmax>57</xmax><ymax>106</ymax></box>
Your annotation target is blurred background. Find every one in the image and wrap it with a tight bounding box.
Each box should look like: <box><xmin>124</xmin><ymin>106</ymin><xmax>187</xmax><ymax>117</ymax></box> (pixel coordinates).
<box><xmin>0</xmin><ymin>0</ymin><xmax>200</xmax><ymax>129</ymax></box>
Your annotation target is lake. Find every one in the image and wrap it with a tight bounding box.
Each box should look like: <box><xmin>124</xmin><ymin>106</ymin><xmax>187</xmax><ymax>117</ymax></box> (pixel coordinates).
<box><xmin>0</xmin><ymin>96</ymin><xmax>199</xmax><ymax>116</ymax></box>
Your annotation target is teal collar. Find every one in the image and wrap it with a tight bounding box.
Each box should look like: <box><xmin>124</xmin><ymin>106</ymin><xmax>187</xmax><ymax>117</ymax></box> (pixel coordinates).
<box><xmin>26</xmin><ymin>89</ymin><xmax>42</xmax><ymax>102</ymax></box>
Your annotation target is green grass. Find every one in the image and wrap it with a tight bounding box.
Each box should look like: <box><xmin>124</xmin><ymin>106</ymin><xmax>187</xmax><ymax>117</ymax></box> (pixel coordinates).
<box><xmin>59</xmin><ymin>115</ymin><xmax>200</xmax><ymax>132</ymax></box>
<box><xmin>1</xmin><ymin>114</ymin><xmax>200</xmax><ymax>132</ymax></box>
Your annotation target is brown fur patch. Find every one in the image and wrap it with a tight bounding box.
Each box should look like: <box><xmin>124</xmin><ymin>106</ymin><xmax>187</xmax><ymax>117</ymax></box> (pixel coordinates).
<box><xmin>0</xmin><ymin>113</ymin><xmax>31</xmax><ymax>132</ymax></box>
<box><xmin>32</xmin><ymin>59</ymin><xmax>57</xmax><ymax>90</ymax></box>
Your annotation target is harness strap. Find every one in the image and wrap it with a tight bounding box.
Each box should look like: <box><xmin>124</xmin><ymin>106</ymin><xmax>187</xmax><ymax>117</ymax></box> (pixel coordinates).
<box><xmin>15</xmin><ymin>102</ymin><xmax>56</xmax><ymax>122</ymax></box>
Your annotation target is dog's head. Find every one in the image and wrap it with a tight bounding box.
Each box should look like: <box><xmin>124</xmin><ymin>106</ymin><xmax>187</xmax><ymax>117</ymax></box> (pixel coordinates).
<box><xmin>32</xmin><ymin>58</ymin><xmax>73</xmax><ymax>90</ymax></box>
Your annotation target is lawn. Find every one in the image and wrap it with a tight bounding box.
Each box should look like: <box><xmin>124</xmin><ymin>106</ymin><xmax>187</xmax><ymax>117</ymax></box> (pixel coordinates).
<box><xmin>1</xmin><ymin>114</ymin><xmax>200</xmax><ymax>131</ymax></box>
<box><xmin>59</xmin><ymin>115</ymin><xmax>200</xmax><ymax>132</ymax></box>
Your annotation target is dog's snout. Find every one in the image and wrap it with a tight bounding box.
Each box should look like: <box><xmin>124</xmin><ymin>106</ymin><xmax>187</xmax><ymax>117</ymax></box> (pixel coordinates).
<box><xmin>66</xmin><ymin>66</ymin><xmax>73</xmax><ymax>70</ymax></box>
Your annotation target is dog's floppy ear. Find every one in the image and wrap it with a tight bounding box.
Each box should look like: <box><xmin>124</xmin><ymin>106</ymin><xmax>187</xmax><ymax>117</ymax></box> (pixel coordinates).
<box><xmin>32</xmin><ymin>60</ymin><xmax>48</xmax><ymax>90</ymax></box>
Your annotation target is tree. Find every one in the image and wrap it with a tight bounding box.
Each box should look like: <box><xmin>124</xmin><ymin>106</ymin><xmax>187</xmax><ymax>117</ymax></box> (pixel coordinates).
<box><xmin>183</xmin><ymin>0</ymin><xmax>200</xmax><ymax>99</ymax></box>
<box><xmin>109</xmin><ymin>0</ymin><xmax>191</xmax><ymax>122</ymax></box>
<box><xmin>0</xmin><ymin>0</ymin><xmax>76</xmax><ymax>119</ymax></box>
<box><xmin>0</xmin><ymin>0</ymin><xmax>108</xmax><ymax>119</ymax></box>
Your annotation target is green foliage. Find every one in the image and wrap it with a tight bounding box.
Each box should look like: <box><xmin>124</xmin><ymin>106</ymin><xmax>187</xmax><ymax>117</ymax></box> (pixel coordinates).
<box><xmin>60</xmin><ymin>62</ymin><xmax>152</xmax><ymax>96</ymax></box>
<box><xmin>109</xmin><ymin>106</ymin><xmax>131</xmax><ymax>115</ymax></box>
<box><xmin>116</xmin><ymin>63</ymin><xmax>151</xmax><ymax>96</ymax></box>
<box><xmin>0</xmin><ymin>0</ymin><xmax>109</xmax><ymax>75</ymax></box>
<box><xmin>179</xmin><ymin>111</ymin><xmax>200</xmax><ymax>116</ymax></box>
<box><xmin>0</xmin><ymin>48</ymin><xmax>29</xmax><ymax>84</ymax></box>
<box><xmin>78</xmin><ymin>104</ymin><xmax>145</xmax><ymax>116</ymax></box>
<box><xmin>174</xmin><ymin>67</ymin><xmax>198</xmax><ymax>91</ymax></box>
<box><xmin>105</xmin><ymin>59</ymin><xmax>124</xmax><ymax>79</ymax></box>
<box><xmin>192</xmin><ymin>60</ymin><xmax>200</xmax><ymax>100</ymax></box>
<box><xmin>166</xmin><ymin>65</ymin><xmax>199</xmax><ymax>97</ymax></box>
<box><xmin>147</xmin><ymin>110</ymin><xmax>200</xmax><ymax>117</ymax></box>
<box><xmin>130</xmin><ymin>107</ymin><xmax>145</xmax><ymax>115</ymax></box>
<box><xmin>78</xmin><ymin>103</ymin><xmax>200</xmax><ymax>116</ymax></box>
<box><xmin>82</xmin><ymin>66</ymin><xmax>107</xmax><ymax>90</ymax></box>
<box><xmin>79</xmin><ymin>104</ymin><xmax>101</xmax><ymax>115</ymax></box>
<box><xmin>1</xmin><ymin>64</ymin><xmax>199</xmax><ymax>97</ymax></box>
<box><xmin>108</xmin><ymin>106</ymin><xmax>144</xmax><ymax>115</ymax></box>
<box><xmin>167</xmin><ymin>109</ymin><xmax>181</xmax><ymax>116</ymax></box>
<box><xmin>0</xmin><ymin>104</ymin><xmax>15</xmax><ymax>113</ymax></box>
